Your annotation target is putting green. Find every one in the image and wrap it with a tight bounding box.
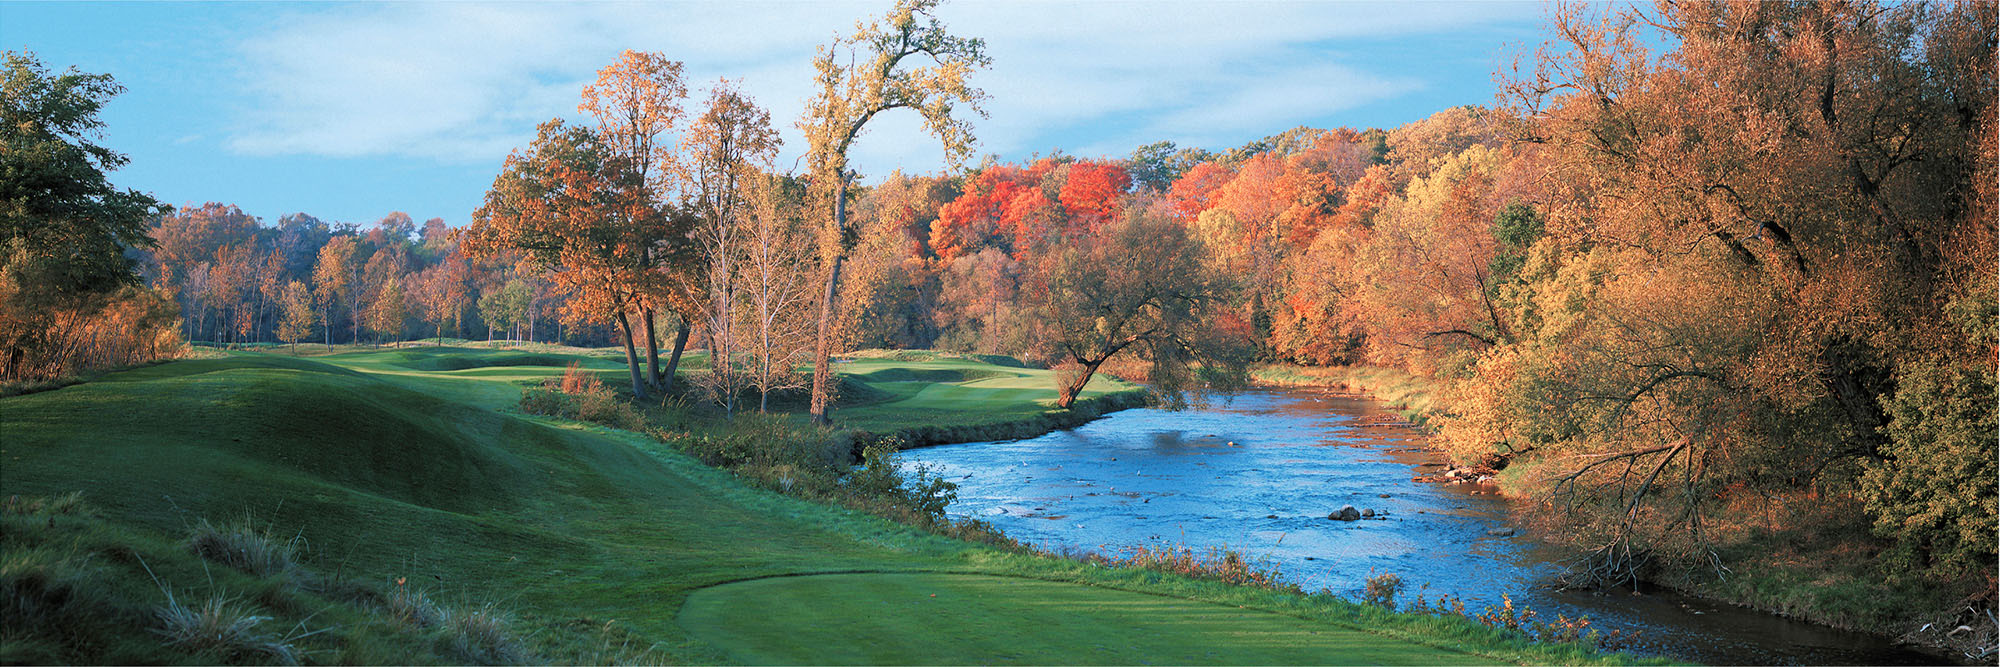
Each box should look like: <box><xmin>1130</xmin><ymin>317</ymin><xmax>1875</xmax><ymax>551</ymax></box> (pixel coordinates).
<box><xmin>679</xmin><ymin>573</ymin><xmax>1491</xmax><ymax>665</ymax></box>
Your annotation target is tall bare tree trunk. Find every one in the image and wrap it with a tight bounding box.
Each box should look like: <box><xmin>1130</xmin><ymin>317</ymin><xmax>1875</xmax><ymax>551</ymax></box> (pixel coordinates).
<box><xmin>808</xmin><ymin>177</ymin><xmax>848</xmax><ymax>425</ymax></box>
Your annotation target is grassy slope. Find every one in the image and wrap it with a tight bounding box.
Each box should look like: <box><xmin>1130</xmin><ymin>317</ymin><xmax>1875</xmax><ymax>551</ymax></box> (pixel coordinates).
<box><xmin>831</xmin><ymin>352</ymin><xmax>1146</xmax><ymax>445</ymax></box>
<box><xmin>1</xmin><ymin>348</ymin><xmax>1622</xmax><ymax>664</ymax></box>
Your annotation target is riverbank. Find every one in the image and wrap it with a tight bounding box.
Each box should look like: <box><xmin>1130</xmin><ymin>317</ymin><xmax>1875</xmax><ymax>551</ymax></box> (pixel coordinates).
<box><xmin>1250</xmin><ymin>363</ymin><xmax>1984</xmax><ymax>663</ymax></box>
<box><xmin>1251</xmin><ymin>364</ymin><xmax>1447</xmax><ymax>427</ymax></box>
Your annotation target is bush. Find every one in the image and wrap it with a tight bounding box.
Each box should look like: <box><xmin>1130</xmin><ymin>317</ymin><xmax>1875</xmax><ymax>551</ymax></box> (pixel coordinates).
<box><xmin>1860</xmin><ymin>359</ymin><xmax>1998</xmax><ymax>581</ymax></box>
<box><xmin>519</xmin><ymin>363</ymin><xmax>644</xmax><ymax>431</ymax></box>
<box><xmin>1364</xmin><ymin>572</ymin><xmax>1404</xmax><ymax>609</ymax></box>
<box><xmin>846</xmin><ymin>441</ymin><xmax>959</xmax><ymax>528</ymax></box>
<box><xmin>517</xmin><ymin>386</ymin><xmax>572</xmax><ymax>418</ymax></box>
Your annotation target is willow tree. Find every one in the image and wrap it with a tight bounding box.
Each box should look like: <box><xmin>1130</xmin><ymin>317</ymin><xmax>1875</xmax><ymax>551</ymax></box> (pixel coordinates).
<box><xmin>799</xmin><ymin>0</ymin><xmax>988</xmax><ymax>424</ymax></box>
<box><xmin>1027</xmin><ymin>209</ymin><xmax>1252</xmax><ymax>410</ymax></box>
<box><xmin>578</xmin><ymin>50</ymin><xmax>689</xmax><ymax>393</ymax></box>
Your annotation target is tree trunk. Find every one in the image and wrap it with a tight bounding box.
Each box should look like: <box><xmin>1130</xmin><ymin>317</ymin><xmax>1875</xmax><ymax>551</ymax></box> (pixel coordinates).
<box><xmin>808</xmin><ymin>177</ymin><xmax>849</xmax><ymax>425</ymax></box>
<box><xmin>642</xmin><ymin>306</ymin><xmax>662</xmax><ymax>389</ymax></box>
<box><xmin>662</xmin><ymin>321</ymin><xmax>691</xmax><ymax>396</ymax></box>
<box><xmin>614</xmin><ymin>309</ymin><xmax>649</xmax><ymax>400</ymax></box>
<box><xmin>1056</xmin><ymin>358</ymin><xmax>1106</xmax><ymax>409</ymax></box>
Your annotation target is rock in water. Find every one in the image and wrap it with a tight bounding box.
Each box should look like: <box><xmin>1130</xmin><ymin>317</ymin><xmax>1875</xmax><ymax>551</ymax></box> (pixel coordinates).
<box><xmin>1487</xmin><ymin>527</ymin><xmax>1516</xmax><ymax>537</ymax></box>
<box><xmin>1361</xmin><ymin>508</ymin><xmax>1375</xmax><ymax>518</ymax></box>
<box><xmin>1328</xmin><ymin>505</ymin><xmax>1361</xmax><ymax>521</ymax></box>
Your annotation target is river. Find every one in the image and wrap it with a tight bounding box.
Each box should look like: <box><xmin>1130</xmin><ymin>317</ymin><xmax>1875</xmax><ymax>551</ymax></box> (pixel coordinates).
<box><xmin>897</xmin><ymin>387</ymin><xmax>1942</xmax><ymax>665</ymax></box>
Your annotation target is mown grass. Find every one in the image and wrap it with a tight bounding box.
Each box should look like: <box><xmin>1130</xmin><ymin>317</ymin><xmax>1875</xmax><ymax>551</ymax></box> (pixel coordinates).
<box><xmin>0</xmin><ymin>349</ymin><xmax>1638</xmax><ymax>664</ymax></box>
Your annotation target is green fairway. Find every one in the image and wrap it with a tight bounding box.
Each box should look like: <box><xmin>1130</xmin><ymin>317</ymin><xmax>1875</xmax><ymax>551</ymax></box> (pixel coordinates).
<box><xmin>681</xmin><ymin>573</ymin><xmax>1490</xmax><ymax>666</ymax></box>
<box><xmin>0</xmin><ymin>346</ymin><xmax>1619</xmax><ymax>664</ymax></box>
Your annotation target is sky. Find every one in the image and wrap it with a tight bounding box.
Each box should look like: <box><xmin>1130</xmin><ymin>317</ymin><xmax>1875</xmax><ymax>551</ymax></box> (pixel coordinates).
<box><xmin>1</xmin><ymin>1</ymin><xmax>1548</xmax><ymax>227</ymax></box>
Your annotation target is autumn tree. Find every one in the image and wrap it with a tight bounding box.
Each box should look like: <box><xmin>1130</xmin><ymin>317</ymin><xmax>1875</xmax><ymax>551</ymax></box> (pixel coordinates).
<box><xmin>311</xmin><ymin>235</ymin><xmax>359</xmax><ymax>345</ymax></box>
<box><xmin>681</xmin><ymin>81</ymin><xmax>779</xmax><ymax>413</ymax></box>
<box><xmin>276</xmin><ymin>280</ymin><xmax>315</xmax><ymax>353</ymax></box>
<box><xmin>367</xmin><ymin>276</ymin><xmax>405</xmax><ymax>344</ymax></box>
<box><xmin>463</xmin><ymin>120</ymin><xmax>655</xmax><ymax>397</ymax></box>
<box><xmin>1348</xmin><ymin>144</ymin><xmax>1528</xmax><ymax>373</ymax></box>
<box><xmin>798</xmin><ymin>0</ymin><xmax>989</xmax><ymax>424</ymax></box>
<box><xmin>1439</xmin><ymin>0</ymin><xmax>1998</xmax><ymax>585</ymax></box>
<box><xmin>1024</xmin><ymin>208</ymin><xmax>1252</xmax><ymax>409</ymax></box>
<box><xmin>740</xmin><ymin>173</ymin><xmax>816</xmax><ymax>412</ymax></box>
<box><xmin>579</xmin><ymin>49</ymin><xmax>689</xmax><ymax>391</ymax></box>
<box><xmin>1</xmin><ymin>51</ymin><xmax>176</xmax><ymax>379</ymax></box>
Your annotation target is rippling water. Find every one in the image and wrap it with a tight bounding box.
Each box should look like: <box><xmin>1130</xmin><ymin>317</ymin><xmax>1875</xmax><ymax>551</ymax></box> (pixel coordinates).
<box><xmin>898</xmin><ymin>388</ymin><xmax>1941</xmax><ymax>665</ymax></box>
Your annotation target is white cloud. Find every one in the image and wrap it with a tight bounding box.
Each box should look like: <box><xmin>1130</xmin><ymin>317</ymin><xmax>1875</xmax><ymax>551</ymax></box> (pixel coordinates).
<box><xmin>224</xmin><ymin>0</ymin><xmax>1537</xmax><ymax>177</ymax></box>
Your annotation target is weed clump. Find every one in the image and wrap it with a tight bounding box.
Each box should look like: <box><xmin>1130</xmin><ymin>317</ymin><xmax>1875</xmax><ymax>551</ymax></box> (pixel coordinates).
<box><xmin>187</xmin><ymin>519</ymin><xmax>302</xmax><ymax>580</ymax></box>
<box><xmin>442</xmin><ymin>602</ymin><xmax>526</xmax><ymax>665</ymax></box>
<box><xmin>152</xmin><ymin>592</ymin><xmax>302</xmax><ymax>665</ymax></box>
<box><xmin>1</xmin><ymin>491</ymin><xmax>87</xmax><ymax>517</ymax></box>
<box><xmin>384</xmin><ymin>576</ymin><xmax>443</xmax><ymax>629</ymax></box>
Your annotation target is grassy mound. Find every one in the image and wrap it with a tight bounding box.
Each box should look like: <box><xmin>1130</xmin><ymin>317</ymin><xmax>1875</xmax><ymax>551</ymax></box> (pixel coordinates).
<box><xmin>1</xmin><ymin>355</ymin><xmax>540</xmax><ymax>516</ymax></box>
<box><xmin>364</xmin><ymin>346</ymin><xmax>613</xmax><ymax>372</ymax></box>
<box><xmin>680</xmin><ymin>573</ymin><xmax>1489</xmax><ymax>665</ymax></box>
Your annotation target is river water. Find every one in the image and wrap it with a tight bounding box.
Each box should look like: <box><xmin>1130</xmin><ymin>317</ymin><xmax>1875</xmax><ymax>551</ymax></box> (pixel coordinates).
<box><xmin>897</xmin><ymin>388</ymin><xmax>1942</xmax><ymax>665</ymax></box>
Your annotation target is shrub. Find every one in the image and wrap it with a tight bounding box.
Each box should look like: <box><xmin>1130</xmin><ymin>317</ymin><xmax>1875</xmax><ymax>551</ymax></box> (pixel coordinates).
<box><xmin>187</xmin><ymin>519</ymin><xmax>302</xmax><ymax>580</ymax></box>
<box><xmin>1363</xmin><ymin>571</ymin><xmax>1403</xmax><ymax>609</ymax></box>
<box><xmin>1093</xmin><ymin>544</ymin><xmax>1296</xmax><ymax>591</ymax></box>
<box><xmin>845</xmin><ymin>440</ymin><xmax>959</xmax><ymax>527</ymax></box>
<box><xmin>573</xmin><ymin>389</ymin><xmax>644</xmax><ymax>431</ymax></box>
<box><xmin>1860</xmin><ymin>359</ymin><xmax>1997</xmax><ymax>581</ymax></box>
<box><xmin>519</xmin><ymin>363</ymin><xmax>644</xmax><ymax>431</ymax></box>
<box><xmin>518</xmin><ymin>386</ymin><xmax>573</xmax><ymax>418</ymax></box>
<box><xmin>558</xmin><ymin>362</ymin><xmax>601</xmax><ymax>395</ymax></box>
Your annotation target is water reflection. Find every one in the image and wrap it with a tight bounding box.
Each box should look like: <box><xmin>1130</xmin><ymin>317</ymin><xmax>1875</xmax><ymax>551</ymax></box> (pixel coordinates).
<box><xmin>899</xmin><ymin>388</ymin><xmax>1940</xmax><ymax>666</ymax></box>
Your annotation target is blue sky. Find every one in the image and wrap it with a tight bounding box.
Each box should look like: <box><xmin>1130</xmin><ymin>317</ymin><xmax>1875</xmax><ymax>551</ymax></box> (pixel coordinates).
<box><xmin>1</xmin><ymin>1</ymin><xmax>1546</xmax><ymax>227</ymax></box>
